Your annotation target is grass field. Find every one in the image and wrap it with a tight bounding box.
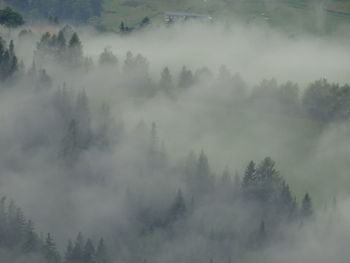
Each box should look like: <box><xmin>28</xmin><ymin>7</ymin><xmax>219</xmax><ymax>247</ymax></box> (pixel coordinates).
<box><xmin>101</xmin><ymin>0</ymin><xmax>350</xmax><ymax>33</ymax></box>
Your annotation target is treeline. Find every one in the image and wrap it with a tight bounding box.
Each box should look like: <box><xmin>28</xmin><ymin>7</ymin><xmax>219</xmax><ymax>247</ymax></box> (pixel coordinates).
<box><xmin>34</xmin><ymin>27</ymin><xmax>85</xmax><ymax>68</ymax></box>
<box><xmin>4</xmin><ymin>28</ymin><xmax>350</xmax><ymax>124</ymax></box>
<box><xmin>0</xmin><ymin>197</ymin><xmax>109</xmax><ymax>263</ymax></box>
<box><xmin>0</xmin><ymin>37</ymin><xmax>18</xmax><ymax>81</ymax></box>
<box><xmin>127</xmin><ymin>148</ymin><xmax>314</xmax><ymax>248</ymax></box>
<box><xmin>5</xmin><ymin>0</ymin><xmax>102</xmax><ymax>22</ymax></box>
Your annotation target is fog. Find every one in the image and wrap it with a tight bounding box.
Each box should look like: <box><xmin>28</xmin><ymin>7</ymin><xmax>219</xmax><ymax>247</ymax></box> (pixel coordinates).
<box><xmin>1</xmin><ymin>14</ymin><xmax>350</xmax><ymax>263</ymax></box>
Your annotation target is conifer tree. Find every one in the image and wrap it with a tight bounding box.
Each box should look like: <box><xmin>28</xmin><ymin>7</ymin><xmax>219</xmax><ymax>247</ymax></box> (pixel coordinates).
<box><xmin>160</xmin><ymin>67</ymin><xmax>174</xmax><ymax>98</ymax></box>
<box><xmin>22</xmin><ymin>220</ymin><xmax>40</xmax><ymax>253</ymax></box>
<box><xmin>0</xmin><ymin>38</ymin><xmax>18</xmax><ymax>81</ymax></box>
<box><xmin>301</xmin><ymin>193</ymin><xmax>313</xmax><ymax>218</ymax></box>
<box><xmin>168</xmin><ymin>190</ymin><xmax>187</xmax><ymax>222</ymax></box>
<box><xmin>178</xmin><ymin>66</ymin><xmax>194</xmax><ymax>89</ymax></box>
<box><xmin>83</xmin><ymin>239</ymin><xmax>96</xmax><ymax>263</ymax></box>
<box><xmin>64</xmin><ymin>240</ymin><xmax>73</xmax><ymax>263</ymax></box>
<box><xmin>71</xmin><ymin>232</ymin><xmax>84</xmax><ymax>263</ymax></box>
<box><xmin>96</xmin><ymin>238</ymin><xmax>108</xmax><ymax>263</ymax></box>
<box><xmin>68</xmin><ymin>33</ymin><xmax>83</xmax><ymax>67</ymax></box>
<box><xmin>99</xmin><ymin>47</ymin><xmax>118</xmax><ymax>66</ymax></box>
<box><xmin>242</xmin><ymin>161</ymin><xmax>256</xmax><ymax>189</ymax></box>
<box><xmin>61</xmin><ymin>120</ymin><xmax>80</xmax><ymax>166</ymax></box>
<box><xmin>43</xmin><ymin>233</ymin><xmax>61</xmax><ymax>263</ymax></box>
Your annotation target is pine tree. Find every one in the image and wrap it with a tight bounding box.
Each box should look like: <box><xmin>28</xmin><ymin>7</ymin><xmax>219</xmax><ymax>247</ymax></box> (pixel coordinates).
<box><xmin>301</xmin><ymin>193</ymin><xmax>313</xmax><ymax>218</ymax></box>
<box><xmin>22</xmin><ymin>220</ymin><xmax>40</xmax><ymax>253</ymax></box>
<box><xmin>0</xmin><ymin>7</ymin><xmax>24</xmax><ymax>28</ymax></box>
<box><xmin>119</xmin><ymin>21</ymin><xmax>125</xmax><ymax>32</ymax></box>
<box><xmin>194</xmin><ymin>151</ymin><xmax>213</xmax><ymax>195</ymax></box>
<box><xmin>83</xmin><ymin>239</ymin><xmax>96</xmax><ymax>263</ymax></box>
<box><xmin>196</xmin><ymin>151</ymin><xmax>210</xmax><ymax>179</ymax></box>
<box><xmin>12</xmin><ymin>207</ymin><xmax>26</xmax><ymax>246</ymax></box>
<box><xmin>178</xmin><ymin>66</ymin><xmax>194</xmax><ymax>89</ymax></box>
<box><xmin>160</xmin><ymin>67</ymin><xmax>174</xmax><ymax>98</ymax></box>
<box><xmin>0</xmin><ymin>38</ymin><xmax>18</xmax><ymax>81</ymax></box>
<box><xmin>96</xmin><ymin>238</ymin><xmax>108</xmax><ymax>263</ymax></box>
<box><xmin>43</xmin><ymin>233</ymin><xmax>61</xmax><ymax>263</ymax></box>
<box><xmin>56</xmin><ymin>30</ymin><xmax>67</xmax><ymax>55</ymax></box>
<box><xmin>61</xmin><ymin>119</ymin><xmax>80</xmax><ymax>166</ymax></box>
<box><xmin>71</xmin><ymin>232</ymin><xmax>84</xmax><ymax>263</ymax></box>
<box><xmin>279</xmin><ymin>181</ymin><xmax>296</xmax><ymax>219</ymax></box>
<box><xmin>64</xmin><ymin>240</ymin><xmax>73</xmax><ymax>263</ymax></box>
<box><xmin>168</xmin><ymin>190</ymin><xmax>187</xmax><ymax>222</ymax></box>
<box><xmin>99</xmin><ymin>47</ymin><xmax>118</xmax><ymax>66</ymax></box>
<box><xmin>242</xmin><ymin>161</ymin><xmax>256</xmax><ymax>189</ymax></box>
<box><xmin>68</xmin><ymin>33</ymin><xmax>83</xmax><ymax>67</ymax></box>
<box><xmin>75</xmin><ymin>89</ymin><xmax>91</xmax><ymax>149</ymax></box>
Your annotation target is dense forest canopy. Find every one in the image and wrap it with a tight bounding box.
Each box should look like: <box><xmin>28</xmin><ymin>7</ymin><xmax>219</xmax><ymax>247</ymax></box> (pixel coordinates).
<box><xmin>5</xmin><ymin>0</ymin><xmax>102</xmax><ymax>22</ymax></box>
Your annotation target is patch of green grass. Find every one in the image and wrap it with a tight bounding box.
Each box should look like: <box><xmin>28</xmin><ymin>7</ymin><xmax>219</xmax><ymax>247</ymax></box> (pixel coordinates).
<box><xmin>101</xmin><ymin>0</ymin><xmax>350</xmax><ymax>34</ymax></box>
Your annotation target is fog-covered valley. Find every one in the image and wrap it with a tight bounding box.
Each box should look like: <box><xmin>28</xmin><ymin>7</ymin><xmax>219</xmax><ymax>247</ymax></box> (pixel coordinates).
<box><xmin>0</xmin><ymin>3</ymin><xmax>350</xmax><ymax>262</ymax></box>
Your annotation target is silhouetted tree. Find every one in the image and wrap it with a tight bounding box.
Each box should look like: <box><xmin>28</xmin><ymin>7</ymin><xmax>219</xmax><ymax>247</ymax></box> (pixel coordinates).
<box><xmin>160</xmin><ymin>67</ymin><xmax>174</xmax><ymax>98</ymax></box>
<box><xmin>0</xmin><ymin>7</ymin><xmax>24</xmax><ymax>28</ymax></box>
<box><xmin>68</xmin><ymin>33</ymin><xmax>83</xmax><ymax>67</ymax></box>
<box><xmin>96</xmin><ymin>238</ymin><xmax>109</xmax><ymax>263</ymax></box>
<box><xmin>178</xmin><ymin>66</ymin><xmax>194</xmax><ymax>90</ymax></box>
<box><xmin>168</xmin><ymin>190</ymin><xmax>187</xmax><ymax>222</ymax></box>
<box><xmin>99</xmin><ymin>47</ymin><xmax>118</xmax><ymax>67</ymax></box>
<box><xmin>43</xmin><ymin>233</ymin><xmax>60</xmax><ymax>263</ymax></box>
<box><xmin>301</xmin><ymin>193</ymin><xmax>313</xmax><ymax>218</ymax></box>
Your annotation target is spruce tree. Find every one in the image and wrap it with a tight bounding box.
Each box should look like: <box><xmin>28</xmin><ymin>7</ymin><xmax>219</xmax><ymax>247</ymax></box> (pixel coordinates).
<box><xmin>22</xmin><ymin>220</ymin><xmax>39</xmax><ymax>253</ymax></box>
<box><xmin>160</xmin><ymin>67</ymin><xmax>174</xmax><ymax>98</ymax></box>
<box><xmin>68</xmin><ymin>33</ymin><xmax>83</xmax><ymax>67</ymax></box>
<box><xmin>71</xmin><ymin>232</ymin><xmax>84</xmax><ymax>263</ymax></box>
<box><xmin>178</xmin><ymin>66</ymin><xmax>194</xmax><ymax>89</ymax></box>
<box><xmin>64</xmin><ymin>240</ymin><xmax>73</xmax><ymax>263</ymax></box>
<box><xmin>168</xmin><ymin>190</ymin><xmax>187</xmax><ymax>222</ymax></box>
<box><xmin>0</xmin><ymin>38</ymin><xmax>18</xmax><ymax>81</ymax></box>
<box><xmin>43</xmin><ymin>233</ymin><xmax>61</xmax><ymax>263</ymax></box>
<box><xmin>96</xmin><ymin>238</ymin><xmax>108</xmax><ymax>263</ymax></box>
<box><xmin>99</xmin><ymin>47</ymin><xmax>118</xmax><ymax>66</ymax></box>
<box><xmin>242</xmin><ymin>161</ymin><xmax>256</xmax><ymax>189</ymax></box>
<box><xmin>301</xmin><ymin>193</ymin><xmax>313</xmax><ymax>218</ymax></box>
<box><xmin>83</xmin><ymin>239</ymin><xmax>96</xmax><ymax>263</ymax></box>
<box><xmin>61</xmin><ymin>119</ymin><xmax>80</xmax><ymax>166</ymax></box>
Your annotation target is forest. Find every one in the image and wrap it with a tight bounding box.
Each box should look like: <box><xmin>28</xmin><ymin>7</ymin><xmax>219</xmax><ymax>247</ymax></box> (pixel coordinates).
<box><xmin>0</xmin><ymin>1</ymin><xmax>350</xmax><ymax>263</ymax></box>
<box><xmin>4</xmin><ymin>0</ymin><xmax>102</xmax><ymax>22</ymax></box>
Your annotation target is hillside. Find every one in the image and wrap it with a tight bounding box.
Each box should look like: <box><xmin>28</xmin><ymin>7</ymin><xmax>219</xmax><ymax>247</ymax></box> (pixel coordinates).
<box><xmin>102</xmin><ymin>0</ymin><xmax>350</xmax><ymax>32</ymax></box>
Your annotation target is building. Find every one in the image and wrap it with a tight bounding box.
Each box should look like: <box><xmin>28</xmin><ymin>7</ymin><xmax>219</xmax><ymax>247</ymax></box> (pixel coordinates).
<box><xmin>164</xmin><ymin>12</ymin><xmax>213</xmax><ymax>23</ymax></box>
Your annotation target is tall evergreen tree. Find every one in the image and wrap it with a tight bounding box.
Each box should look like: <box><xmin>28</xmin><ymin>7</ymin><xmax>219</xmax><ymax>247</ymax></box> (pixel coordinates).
<box><xmin>0</xmin><ymin>7</ymin><xmax>24</xmax><ymax>28</ymax></box>
<box><xmin>83</xmin><ymin>239</ymin><xmax>96</xmax><ymax>263</ymax></box>
<box><xmin>0</xmin><ymin>38</ymin><xmax>18</xmax><ymax>81</ymax></box>
<box><xmin>168</xmin><ymin>190</ymin><xmax>187</xmax><ymax>222</ymax></box>
<box><xmin>68</xmin><ymin>33</ymin><xmax>83</xmax><ymax>67</ymax></box>
<box><xmin>22</xmin><ymin>220</ymin><xmax>40</xmax><ymax>253</ymax></box>
<box><xmin>96</xmin><ymin>238</ymin><xmax>108</xmax><ymax>263</ymax></box>
<box><xmin>178</xmin><ymin>66</ymin><xmax>194</xmax><ymax>90</ymax></box>
<box><xmin>43</xmin><ymin>233</ymin><xmax>61</xmax><ymax>263</ymax></box>
<box><xmin>61</xmin><ymin>119</ymin><xmax>80</xmax><ymax>166</ymax></box>
<box><xmin>64</xmin><ymin>240</ymin><xmax>73</xmax><ymax>263</ymax></box>
<box><xmin>71</xmin><ymin>232</ymin><xmax>84</xmax><ymax>263</ymax></box>
<box><xmin>301</xmin><ymin>193</ymin><xmax>313</xmax><ymax>218</ymax></box>
<box><xmin>242</xmin><ymin>161</ymin><xmax>256</xmax><ymax>189</ymax></box>
<box><xmin>160</xmin><ymin>67</ymin><xmax>174</xmax><ymax>98</ymax></box>
<box><xmin>99</xmin><ymin>47</ymin><xmax>118</xmax><ymax>67</ymax></box>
